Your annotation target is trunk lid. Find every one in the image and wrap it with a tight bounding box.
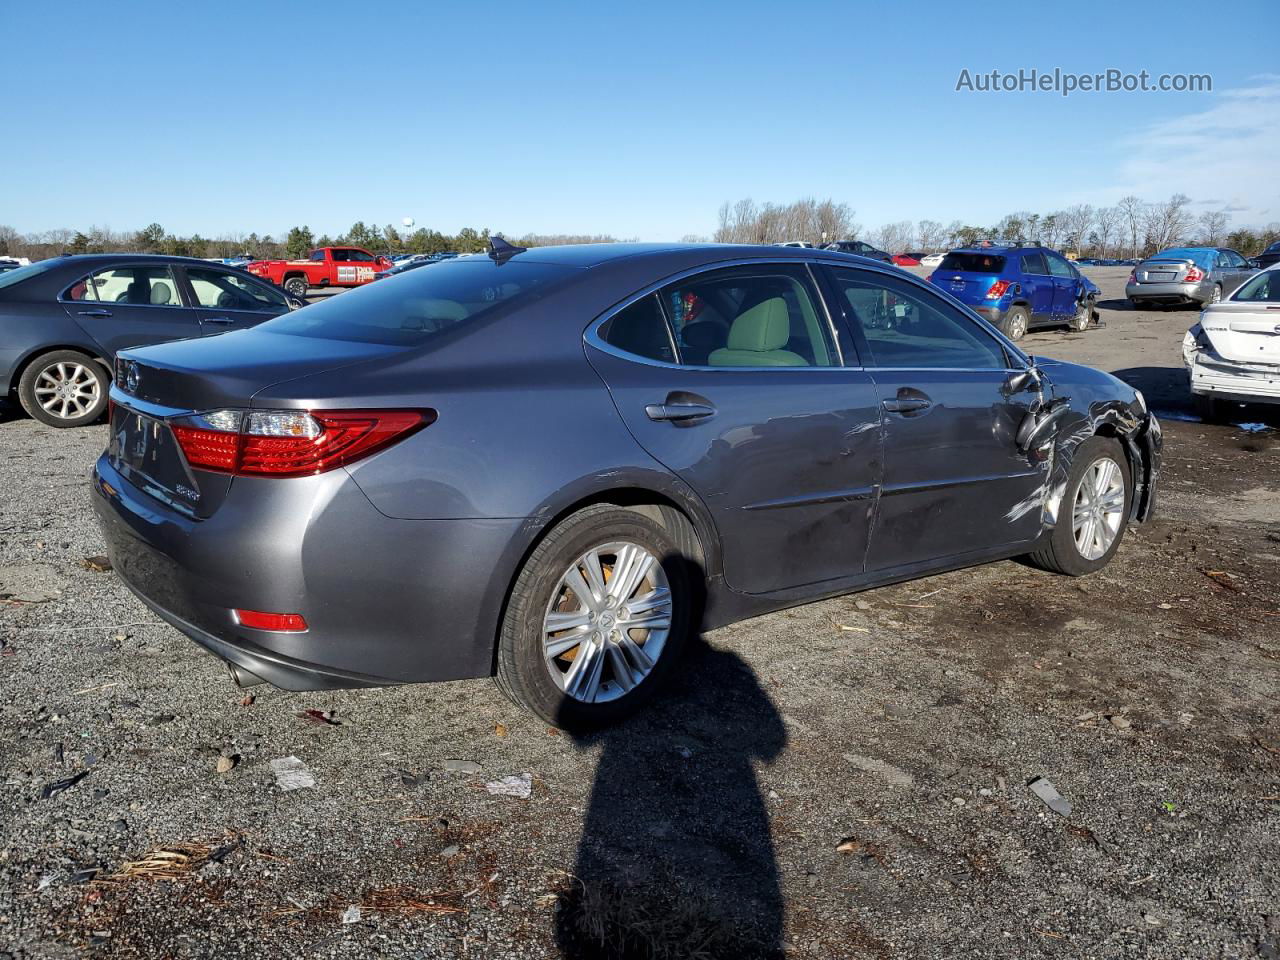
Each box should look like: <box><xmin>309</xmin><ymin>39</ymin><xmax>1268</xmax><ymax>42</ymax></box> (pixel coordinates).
<box><xmin>1137</xmin><ymin>258</ymin><xmax>1195</xmax><ymax>283</ymax></box>
<box><xmin>931</xmin><ymin>252</ymin><xmax>1006</xmax><ymax>301</ymax></box>
<box><xmin>1199</xmin><ymin>302</ymin><xmax>1280</xmax><ymax>364</ymax></box>
<box><xmin>110</xmin><ymin>328</ymin><xmax>407</xmax><ymax>517</ymax></box>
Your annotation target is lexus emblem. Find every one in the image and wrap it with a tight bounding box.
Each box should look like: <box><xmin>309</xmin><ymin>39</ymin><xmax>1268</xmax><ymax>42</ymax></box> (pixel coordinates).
<box><xmin>1274</xmin><ymin>324</ymin><xmax>1280</xmax><ymax>334</ymax></box>
<box><xmin>125</xmin><ymin>361</ymin><xmax>140</xmax><ymax>393</ymax></box>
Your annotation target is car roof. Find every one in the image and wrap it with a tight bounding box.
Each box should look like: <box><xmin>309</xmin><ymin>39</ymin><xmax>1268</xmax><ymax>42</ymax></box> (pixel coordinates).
<box><xmin>48</xmin><ymin>253</ymin><xmax>243</xmax><ymax>268</ymax></box>
<box><xmin>456</xmin><ymin>242</ymin><xmax>890</xmax><ymax>270</ymax></box>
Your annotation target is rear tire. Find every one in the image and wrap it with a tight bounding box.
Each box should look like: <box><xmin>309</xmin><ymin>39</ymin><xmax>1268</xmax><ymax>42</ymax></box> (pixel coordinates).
<box><xmin>1025</xmin><ymin>436</ymin><xmax>1131</xmax><ymax>576</ymax></box>
<box><xmin>1000</xmin><ymin>305</ymin><xmax>1030</xmax><ymax>340</ymax></box>
<box><xmin>494</xmin><ymin>504</ymin><xmax>695</xmax><ymax>728</ymax></box>
<box><xmin>17</xmin><ymin>350</ymin><xmax>110</xmax><ymax>427</ymax></box>
<box><xmin>283</xmin><ymin>276</ymin><xmax>308</xmax><ymax>298</ymax></box>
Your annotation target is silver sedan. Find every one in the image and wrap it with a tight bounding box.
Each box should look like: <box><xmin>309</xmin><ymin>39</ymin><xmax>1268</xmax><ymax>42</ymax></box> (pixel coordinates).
<box><xmin>1127</xmin><ymin>246</ymin><xmax>1255</xmax><ymax>309</ymax></box>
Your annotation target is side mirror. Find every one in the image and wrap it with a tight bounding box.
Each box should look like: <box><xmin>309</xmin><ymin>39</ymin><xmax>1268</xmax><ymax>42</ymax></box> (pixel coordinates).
<box><xmin>1004</xmin><ymin>367</ymin><xmax>1042</xmax><ymax>396</ymax></box>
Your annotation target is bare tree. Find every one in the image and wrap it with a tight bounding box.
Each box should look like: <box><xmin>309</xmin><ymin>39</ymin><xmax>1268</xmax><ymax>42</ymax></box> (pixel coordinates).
<box><xmin>1092</xmin><ymin>206</ymin><xmax>1120</xmax><ymax>258</ymax></box>
<box><xmin>1117</xmin><ymin>195</ymin><xmax>1144</xmax><ymax>259</ymax></box>
<box><xmin>1143</xmin><ymin>193</ymin><xmax>1194</xmax><ymax>253</ymax></box>
<box><xmin>1062</xmin><ymin>204</ymin><xmax>1095</xmax><ymax>254</ymax></box>
<box><xmin>916</xmin><ymin>219</ymin><xmax>945</xmax><ymax>251</ymax></box>
<box><xmin>713</xmin><ymin>197</ymin><xmax>857</xmax><ymax>245</ymax></box>
<box><xmin>1198</xmin><ymin>209</ymin><xmax>1230</xmax><ymax>246</ymax></box>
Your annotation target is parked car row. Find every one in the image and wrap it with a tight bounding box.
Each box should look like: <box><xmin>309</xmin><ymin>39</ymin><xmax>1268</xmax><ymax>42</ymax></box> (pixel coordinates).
<box><xmin>0</xmin><ymin>255</ymin><xmax>302</xmax><ymax>425</ymax></box>
<box><xmin>88</xmin><ymin>241</ymin><xmax>1161</xmax><ymax>724</ymax></box>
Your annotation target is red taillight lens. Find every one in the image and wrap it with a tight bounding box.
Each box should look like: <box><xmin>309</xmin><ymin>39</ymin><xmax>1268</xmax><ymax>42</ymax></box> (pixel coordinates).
<box><xmin>1128</xmin><ymin>270</ymin><xmax>1137</xmax><ymax>284</ymax></box>
<box><xmin>235</xmin><ymin>609</ymin><xmax>308</xmax><ymax>632</ymax></box>
<box><xmin>172</xmin><ymin>409</ymin><xmax>433</xmax><ymax>478</ymax></box>
<box><xmin>1184</xmin><ymin>266</ymin><xmax>1204</xmax><ymax>283</ymax></box>
<box><xmin>985</xmin><ymin>279</ymin><xmax>1010</xmax><ymax>300</ymax></box>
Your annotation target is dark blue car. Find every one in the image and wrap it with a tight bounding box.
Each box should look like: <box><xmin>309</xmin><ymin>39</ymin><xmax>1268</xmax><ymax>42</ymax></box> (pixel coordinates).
<box><xmin>927</xmin><ymin>245</ymin><xmax>1099</xmax><ymax>340</ymax></box>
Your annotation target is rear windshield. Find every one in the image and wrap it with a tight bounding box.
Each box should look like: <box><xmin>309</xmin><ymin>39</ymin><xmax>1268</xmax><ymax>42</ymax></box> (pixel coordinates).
<box><xmin>938</xmin><ymin>252</ymin><xmax>1005</xmax><ymax>273</ymax></box>
<box><xmin>1150</xmin><ymin>248</ymin><xmax>1210</xmax><ymax>266</ymax></box>
<box><xmin>259</xmin><ymin>258</ymin><xmax>579</xmax><ymax>345</ymax></box>
<box><xmin>1232</xmin><ymin>269</ymin><xmax>1280</xmax><ymax>302</ymax></box>
<box><xmin>0</xmin><ymin>259</ymin><xmax>59</xmax><ymax>292</ymax></box>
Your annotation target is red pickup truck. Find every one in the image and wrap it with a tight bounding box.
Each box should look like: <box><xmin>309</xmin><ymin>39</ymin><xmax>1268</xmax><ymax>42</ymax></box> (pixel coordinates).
<box><xmin>246</xmin><ymin>246</ymin><xmax>392</xmax><ymax>297</ymax></box>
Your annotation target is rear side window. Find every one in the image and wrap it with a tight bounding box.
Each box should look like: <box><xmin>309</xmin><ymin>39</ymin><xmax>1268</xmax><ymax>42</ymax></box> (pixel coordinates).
<box><xmin>309</xmin><ymin>250</ymin><xmax>326</xmax><ymax>261</ymax></box>
<box><xmin>1044</xmin><ymin>253</ymin><xmax>1075</xmax><ymax>278</ymax></box>
<box><xmin>1232</xmin><ymin>270</ymin><xmax>1280</xmax><ymax>302</ymax></box>
<box><xmin>601</xmin><ymin>294</ymin><xmax>675</xmax><ymax>363</ymax></box>
<box><xmin>829</xmin><ymin>267</ymin><xmax>1007</xmax><ymax>370</ymax></box>
<box><xmin>260</xmin><ymin>259</ymin><xmax>578</xmax><ymax>345</ymax></box>
<box><xmin>187</xmin><ymin>267</ymin><xmax>289</xmax><ymax>311</ymax></box>
<box><xmin>939</xmin><ymin>252</ymin><xmax>1006</xmax><ymax>273</ymax></box>
<box><xmin>660</xmin><ymin>264</ymin><xmax>836</xmax><ymax>367</ymax></box>
<box><xmin>1019</xmin><ymin>252</ymin><xmax>1048</xmax><ymax>275</ymax></box>
<box><xmin>66</xmin><ymin>266</ymin><xmax>181</xmax><ymax>306</ymax></box>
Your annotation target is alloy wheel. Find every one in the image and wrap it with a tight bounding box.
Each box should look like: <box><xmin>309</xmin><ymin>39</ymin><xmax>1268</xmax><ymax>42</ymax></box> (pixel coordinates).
<box><xmin>542</xmin><ymin>541</ymin><xmax>673</xmax><ymax>704</ymax></box>
<box><xmin>1009</xmin><ymin>313</ymin><xmax>1027</xmax><ymax>339</ymax></box>
<box><xmin>33</xmin><ymin>361</ymin><xmax>101</xmax><ymax>421</ymax></box>
<box><xmin>1071</xmin><ymin>457</ymin><xmax>1125</xmax><ymax>560</ymax></box>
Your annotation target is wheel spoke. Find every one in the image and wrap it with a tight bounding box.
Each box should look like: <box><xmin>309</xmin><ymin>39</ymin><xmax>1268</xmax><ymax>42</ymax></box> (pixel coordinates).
<box><xmin>626</xmin><ymin>587</ymin><xmax>671</xmax><ymax>616</ymax></box>
<box><xmin>611</xmin><ymin>546</ymin><xmax>653</xmax><ymax>603</ymax></box>
<box><xmin>562</xmin><ymin>566</ymin><xmax>600</xmax><ymax>613</ymax></box>
<box><xmin>618</xmin><ymin>635</ymin><xmax>655</xmax><ymax>673</ymax></box>
<box><xmin>606</xmin><ymin>646</ymin><xmax>637</xmax><ymax>693</ymax></box>
<box><xmin>621</xmin><ymin>613</ymin><xmax>671</xmax><ymax>632</ymax></box>
<box><xmin>545</xmin><ymin>633</ymin><xmax>586</xmax><ymax>658</ymax></box>
<box><xmin>580</xmin><ymin>550</ymin><xmax>609</xmax><ymax>605</ymax></box>
<box><xmin>545</xmin><ymin>610</ymin><xmax>591</xmax><ymax>636</ymax></box>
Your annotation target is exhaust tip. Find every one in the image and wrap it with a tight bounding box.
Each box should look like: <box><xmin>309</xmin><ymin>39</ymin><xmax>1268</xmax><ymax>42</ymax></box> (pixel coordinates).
<box><xmin>225</xmin><ymin>661</ymin><xmax>265</xmax><ymax>688</ymax></box>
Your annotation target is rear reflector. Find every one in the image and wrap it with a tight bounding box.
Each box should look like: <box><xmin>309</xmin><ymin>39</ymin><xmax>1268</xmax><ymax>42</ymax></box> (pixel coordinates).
<box><xmin>172</xmin><ymin>408</ymin><xmax>434</xmax><ymax>478</ymax></box>
<box><xmin>235</xmin><ymin>609</ymin><xmax>308</xmax><ymax>632</ymax></box>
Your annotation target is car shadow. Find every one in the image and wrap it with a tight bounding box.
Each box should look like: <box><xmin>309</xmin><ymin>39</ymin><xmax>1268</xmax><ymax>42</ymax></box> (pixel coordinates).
<box><xmin>554</xmin><ymin>636</ymin><xmax>788</xmax><ymax>959</ymax></box>
<box><xmin>1109</xmin><ymin>366</ymin><xmax>1195</xmax><ymax>416</ymax></box>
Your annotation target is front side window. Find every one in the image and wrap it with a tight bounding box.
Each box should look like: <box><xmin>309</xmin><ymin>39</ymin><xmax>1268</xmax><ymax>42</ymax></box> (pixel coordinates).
<box><xmin>829</xmin><ymin>268</ymin><xmax>1007</xmax><ymax>370</ymax></box>
<box><xmin>348</xmin><ymin>250</ymin><xmax>375</xmax><ymax>263</ymax></box>
<box><xmin>1044</xmin><ymin>253</ymin><xmax>1075</xmax><ymax>279</ymax></box>
<box><xmin>1226</xmin><ymin>250</ymin><xmax>1250</xmax><ymax>268</ymax></box>
<box><xmin>187</xmin><ymin>267</ymin><xmax>289</xmax><ymax>311</ymax></box>
<box><xmin>66</xmin><ymin>266</ymin><xmax>181</xmax><ymax>307</ymax></box>
<box><xmin>660</xmin><ymin>265</ymin><xmax>836</xmax><ymax>367</ymax></box>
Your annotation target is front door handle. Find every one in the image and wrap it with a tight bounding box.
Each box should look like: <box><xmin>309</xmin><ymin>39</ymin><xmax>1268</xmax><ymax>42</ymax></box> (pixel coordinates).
<box><xmin>202</xmin><ymin>317</ymin><xmax>234</xmax><ymax>325</ymax></box>
<box><xmin>882</xmin><ymin>396</ymin><xmax>931</xmax><ymax>414</ymax></box>
<box><xmin>77</xmin><ymin>308</ymin><xmax>112</xmax><ymax>318</ymax></box>
<box><xmin>645</xmin><ymin>401</ymin><xmax>716</xmax><ymax>423</ymax></box>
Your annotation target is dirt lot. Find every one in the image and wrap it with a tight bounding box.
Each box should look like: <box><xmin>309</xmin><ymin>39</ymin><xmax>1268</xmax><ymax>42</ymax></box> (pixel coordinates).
<box><xmin>2</xmin><ymin>267</ymin><xmax>1278</xmax><ymax>959</ymax></box>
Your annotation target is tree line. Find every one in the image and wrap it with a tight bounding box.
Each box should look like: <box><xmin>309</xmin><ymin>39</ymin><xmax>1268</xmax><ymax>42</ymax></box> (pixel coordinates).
<box><xmin>0</xmin><ymin>222</ymin><xmax>625</xmax><ymax>262</ymax></box>
<box><xmin>713</xmin><ymin>194</ymin><xmax>1280</xmax><ymax>258</ymax></box>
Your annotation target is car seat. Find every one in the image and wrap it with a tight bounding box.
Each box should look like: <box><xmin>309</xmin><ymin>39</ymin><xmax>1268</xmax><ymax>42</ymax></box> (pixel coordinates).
<box><xmin>708</xmin><ymin>297</ymin><xmax>807</xmax><ymax>367</ymax></box>
<box><xmin>150</xmin><ymin>281</ymin><xmax>173</xmax><ymax>305</ymax></box>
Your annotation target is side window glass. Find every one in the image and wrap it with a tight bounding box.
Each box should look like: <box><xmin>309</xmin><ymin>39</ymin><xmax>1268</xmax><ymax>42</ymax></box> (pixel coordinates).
<box><xmin>350</xmin><ymin>250</ymin><xmax>375</xmax><ymax>263</ymax></box>
<box><xmin>600</xmin><ymin>294</ymin><xmax>675</xmax><ymax>364</ymax></box>
<box><xmin>1044</xmin><ymin>254</ymin><xmax>1074</xmax><ymax>279</ymax></box>
<box><xmin>1020</xmin><ymin>252</ymin><xmax>1048</xmax><ymax>275</ymax></box>
<box><xmin>68</xmin><ymin>266</ymin><xmax>180</xmax><ymax>307</ymax></box>
<box><xmin>309</xmin><ymin>250</ymin><xmax>325</xmax><ymax>261</ymax></box>
<box><xmin>661</xmin><ymin>265</ymin><xmax>836</xmax><ymax>367</ymax></box>
<box><xmin>829</xmin><ymin>268</ymin><xmax>1007</xmax><ymax>370</ymax></box>
<box><xmin>188</xmin><ymin>268</ymin><xmax>288</xmax><ymax>311</ymax></box>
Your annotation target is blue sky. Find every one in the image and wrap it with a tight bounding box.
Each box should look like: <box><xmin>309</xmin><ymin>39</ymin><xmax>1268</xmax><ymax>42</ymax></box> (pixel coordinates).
<box><xmin>4</xmin><ymin>0</ymin><xmax>1278</xmax><ymax>240</ymax></box>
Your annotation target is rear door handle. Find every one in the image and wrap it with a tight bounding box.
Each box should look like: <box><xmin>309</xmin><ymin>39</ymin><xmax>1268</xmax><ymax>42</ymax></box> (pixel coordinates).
<box><xmin>202</xmin><ymin>317</ymin><xmax>234</xmax><ymax>325</ymax></box>
<box><xmin>645</xmin><ymin>401</ymin><xmax>716</xmax><ymax>423</ymax></box>
<box><xmin>77</xmin><ymin>308</ymin><xmax>112</xmax><ymax>318</ymax></box>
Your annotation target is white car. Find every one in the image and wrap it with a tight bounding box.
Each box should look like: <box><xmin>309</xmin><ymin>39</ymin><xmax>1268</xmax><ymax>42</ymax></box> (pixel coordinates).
<box><xmin>1182</xmin><ymin>263</ymin><xmax>1280</xmax><ymax>421</ymax></box>
<box><xmin>921</xmin><ymin>252</ymin><xmax>944</xmax><ymax>267</ymax></box>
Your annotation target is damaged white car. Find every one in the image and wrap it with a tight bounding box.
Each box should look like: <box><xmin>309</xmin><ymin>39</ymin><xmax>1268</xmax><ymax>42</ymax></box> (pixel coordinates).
<box><xmin>1183</xmin><ymin>264</ymin><xmax>1280</xmax><ymax>421</ymax></box>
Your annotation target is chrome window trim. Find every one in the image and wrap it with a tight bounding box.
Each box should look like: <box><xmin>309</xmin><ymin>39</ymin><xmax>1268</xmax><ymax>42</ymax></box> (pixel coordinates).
<box><xmin>58</xmin><ymin>263</ymin><xmax>189</xmax><ymax>310</ymax></box>
<box><xmin>586</xmin><ymin>257</ymin><xmax>848</xmax><ymax>373</ymax></box>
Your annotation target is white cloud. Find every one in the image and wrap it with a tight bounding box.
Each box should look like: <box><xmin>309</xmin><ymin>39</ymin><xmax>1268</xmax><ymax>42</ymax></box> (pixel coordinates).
<box><xmin>1098</xmin><ymin>75</ymin><xmax>1280</xmax><ymax>226</ymax></box>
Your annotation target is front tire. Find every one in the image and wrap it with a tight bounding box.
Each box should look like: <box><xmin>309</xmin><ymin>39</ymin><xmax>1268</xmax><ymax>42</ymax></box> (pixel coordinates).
<box><xmin>1025</xmin><ymin>436</ymin><xmax>1131</xmax><ymax>576</ymax></box>
<box><xmin>17</xmin><ymin>350</ymin><xmax>110</xmax><ymax>427</ymax></box>
<box><xmin>494</xmin><ymin>505</ymin><xmax>694</xmax><ymax>728</ymax></box>
<box><xmin>283</xmin><ymin>276</ymin><xmax>309</xmax><ymax>298</ymax></box>
<box><xmin>1194</xmin><ymin>392</ymin><xmax>1231</xmax><ymax>424</ymax></box>
<box><xmin>1068</xmin><ymin>297</ymin><xmax>1091</xmax><ymax>332</ymax></box>
<box><xmin>1000</xmin><ymin>305</ymin><xmax>1030</xmax><ymax>340</ymax></box>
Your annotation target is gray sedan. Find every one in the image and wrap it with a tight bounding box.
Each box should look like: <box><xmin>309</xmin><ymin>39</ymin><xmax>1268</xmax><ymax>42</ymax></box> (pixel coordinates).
<box><xmin>92</xmin><ymin>242</ymin><xmax>1161</xmax><ymax>726</ymax></box>
<box><xmin>1126</xmin><ymin>246</ymin><xmax>1255</xmax><ymax>309</ymax></box>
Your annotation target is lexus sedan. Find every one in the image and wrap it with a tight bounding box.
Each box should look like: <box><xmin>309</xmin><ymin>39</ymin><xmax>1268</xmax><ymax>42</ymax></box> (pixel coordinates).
<box><xmin>0</xmin><ymin>255</ymin><xmax>302</xmax><ymax>427</ymax></box>
<box><xmin>92</xmin><ymin>243</ymin><xmax>1161</xmax><ymax>726</ymax></box>
<box><xmin>1182</xmin><ymin>263</ymin><xmax>1280</xmax><ymax>421</ymax></box>
<box><xmin>1126</xmin><ymin>246</ymin><xmax>1255</xmax><ymax>309</ymax></box>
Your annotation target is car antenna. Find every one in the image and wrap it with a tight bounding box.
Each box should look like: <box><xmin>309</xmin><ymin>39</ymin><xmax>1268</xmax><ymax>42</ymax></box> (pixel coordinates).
<box><xmin>488</xmin><ymin>235</ymin><xmax>527</xmax><ymax>262</ymax></box>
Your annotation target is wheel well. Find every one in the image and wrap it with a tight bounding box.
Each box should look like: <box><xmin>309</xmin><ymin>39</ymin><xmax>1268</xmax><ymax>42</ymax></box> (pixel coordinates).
<box><xmin>9</xmin><ymin>346</ymin><xmax>110</xmax><ymax>398</ymax></box>
<box><xmin>1093</xmin><ymin>421</ymin><xmax>1143</xmax><ymax>502</ymax></box>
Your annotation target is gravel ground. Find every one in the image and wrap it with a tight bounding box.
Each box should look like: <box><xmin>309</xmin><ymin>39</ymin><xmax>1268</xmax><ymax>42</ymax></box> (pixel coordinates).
<box><xmin>1</xmin><ymin>268</ymin><xmax>1278</xmax><ymax>959</ymax></box>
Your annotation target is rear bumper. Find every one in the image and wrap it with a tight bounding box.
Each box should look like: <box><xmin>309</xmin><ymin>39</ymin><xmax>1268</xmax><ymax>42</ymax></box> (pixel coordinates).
<box><xmin>1189</xmin><ymin>357</ymin><xmax>1280</xmax><ymax>404</ymax></box>
<box><xmin>1126</xmin><ymin>281</ymin><xmax>1205</xmax><ymax>304</ymax></box>
<box><xmin>91</xmin><ymin>454</ymin><xmax>526</xmax><ymax>689</ymax></box>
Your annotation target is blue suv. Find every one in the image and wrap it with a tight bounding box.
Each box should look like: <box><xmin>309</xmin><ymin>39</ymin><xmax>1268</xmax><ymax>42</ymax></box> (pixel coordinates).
<box><xmin>927</xmin><ymin>244</ymin><xmax>1099</xmax><ymax>339</ymax></box>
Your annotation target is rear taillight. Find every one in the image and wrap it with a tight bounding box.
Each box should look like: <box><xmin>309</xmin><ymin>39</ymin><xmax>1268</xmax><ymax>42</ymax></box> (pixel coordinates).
<box><xmin>985</xmin><ymin>280</ymin><xmax>1010</xmax><ymax>300</ymax></box>
<box><xmin>172</xmin><ymin>408</ymin><xmax>433</xmax><ymax>478</ymax></box>
<box><xmin>1184</xmin><ymin>266</ymin><xmax>1204</xmax><ymax>283</ymax></box>
<box><xmin>1128</xmin><ymin>270</ymin><xmax>1137</xmax><ymax>284</ymax></box>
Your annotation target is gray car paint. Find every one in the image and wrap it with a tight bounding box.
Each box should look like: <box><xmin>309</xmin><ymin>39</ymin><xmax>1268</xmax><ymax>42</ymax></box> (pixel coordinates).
<box><xmin>91</xmin><ymin>243</ymin><xmax>1161</xmax><ymax>692</ymax></box>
